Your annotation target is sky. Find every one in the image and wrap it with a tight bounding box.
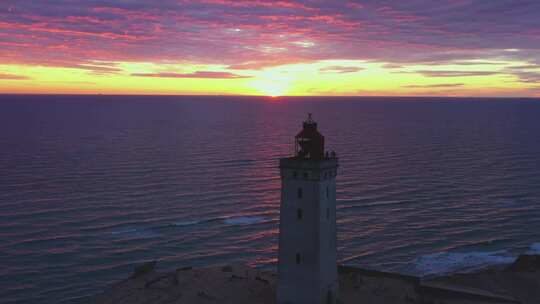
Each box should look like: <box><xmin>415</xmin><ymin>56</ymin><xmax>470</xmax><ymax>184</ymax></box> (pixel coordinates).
<box><xmin>1</xmin><ymin>0</ymin><xmax>540</xmax><ymax>97</ymax></box>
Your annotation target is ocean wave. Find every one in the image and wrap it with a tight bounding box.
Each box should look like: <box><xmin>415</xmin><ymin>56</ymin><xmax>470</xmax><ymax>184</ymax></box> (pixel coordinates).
<box><xmin>527</xmin><ymin>243</ymin><xmax>540</xmax><ymax>254</ymax></box>
<box><xmin>108</xmin><ymin>215</ymin><xmax>267</xmax><ymax>238</ymax></box>
<box><xmin>172</xmin><ymin>220</ymin><xmax>201</xmax><ymax>227</ymax></box>
<box><xmin>167</xmin><ymin>215</ymin><xmax>268</xmax><ymax>227</ymax></box>
<box><xmin>109</xmin><ymin>227</ymin><xmax>160</xmax><ymax>239</ymax></box>
<box><xmin>223</xmin><ymin>216</ymin><xmax>266</xmax><ymax>225</ymax></box>
<box><xmin>412</xmin><ymin>250</ymin><xmax>516</xmax><ymax>276</ymax></box>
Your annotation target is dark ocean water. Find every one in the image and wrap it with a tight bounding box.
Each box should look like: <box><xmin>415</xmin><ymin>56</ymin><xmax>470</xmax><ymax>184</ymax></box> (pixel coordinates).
<box><xmin>1</xmin><ymin>95</ymin><xmax>540</xmax><ymax>303</ymax></box>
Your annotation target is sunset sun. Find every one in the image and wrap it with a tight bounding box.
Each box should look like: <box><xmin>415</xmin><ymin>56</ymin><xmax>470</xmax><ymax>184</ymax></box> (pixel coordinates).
<box><xmin>250</xmin><ymin>80</ymin><xmax>289</xmax><ymax>96</ymax></box>
<box><xmin>250</xmin><ymin>71</ymin><xmax>291</xmax><ymax>97</ymax></box>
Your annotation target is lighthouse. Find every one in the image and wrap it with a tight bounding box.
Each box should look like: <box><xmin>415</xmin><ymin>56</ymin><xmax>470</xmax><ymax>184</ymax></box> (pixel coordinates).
<box><xmin>277</xmin><ymin>114</ymin><xmax>339</xmax><ymax>304</ymax></box>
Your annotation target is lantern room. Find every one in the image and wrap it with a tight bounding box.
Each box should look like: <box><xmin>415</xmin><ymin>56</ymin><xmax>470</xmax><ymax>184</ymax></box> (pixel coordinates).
<box><xmin>295</xmin><ymin>114</ymin><xmax>325</xmax><ymax>160</ymax></box>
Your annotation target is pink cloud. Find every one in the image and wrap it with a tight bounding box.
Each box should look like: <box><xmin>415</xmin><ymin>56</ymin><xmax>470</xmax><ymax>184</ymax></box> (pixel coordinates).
<box><xmin>1</xmin><ymin>1</ymin><xmax>540</xmax><ymax>73</ymax></box>
<box><xmin>131</xmin><ymin>71</ymin><xmax>250</xmax><ymax>79</ymax></box>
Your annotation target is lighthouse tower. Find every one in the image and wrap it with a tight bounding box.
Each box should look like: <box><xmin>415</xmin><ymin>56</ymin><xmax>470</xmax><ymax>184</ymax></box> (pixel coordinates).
<box><xmin>277</xmin><ymin>114</ymin><xmax>339</xmax><ymax>304</ymax></box>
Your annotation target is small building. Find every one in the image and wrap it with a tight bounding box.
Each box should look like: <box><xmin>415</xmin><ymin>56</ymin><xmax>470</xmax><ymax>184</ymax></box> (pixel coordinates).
<box><xmin>277</xmin><ymin>114</ymin><xmax>339</xmax><ymax>304</ymax></box>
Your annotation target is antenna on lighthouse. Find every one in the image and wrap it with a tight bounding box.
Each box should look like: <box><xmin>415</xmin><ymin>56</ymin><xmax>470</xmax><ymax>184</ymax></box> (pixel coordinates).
<box><xmin>306</xmin><ymin>113</ymin><xmax>313</xmax><ymax>123</ymax></box>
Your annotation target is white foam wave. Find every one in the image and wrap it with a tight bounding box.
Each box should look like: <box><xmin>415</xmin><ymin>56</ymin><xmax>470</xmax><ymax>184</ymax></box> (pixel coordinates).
<box><xmin>173</xmin><ymin>220</ymin><xmax>200</xmax><ymax>227</ymax></box>
<box><xmin>110</xmin><ymin>228</ymin><xmax>138</xmax><ymax>235</ymax></box>
<box><xmin>109</xmin><ymin>227</ymin><xmax>160</xmax><ymax>239</ymax></box>
<box><xmin>224</xmin><ymin>216</ymin><xmax>265</xmax><ymax>225</ymax></box>
<box><xmin>527</xmin><ymin>243</ymin><xmax>540</xmax><ymax>254</ymax></box>
<box><xmin>413</xmin><ymin>250</ymin><xmax>515</xmax><ymax>276</ymax></box>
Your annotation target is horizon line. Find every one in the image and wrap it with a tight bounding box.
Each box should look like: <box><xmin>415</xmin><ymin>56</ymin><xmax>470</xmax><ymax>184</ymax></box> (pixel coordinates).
<box><xmin>0</xmin><ymin>93</ymin><xmax>539</xmax><ymax>99</ymax></box>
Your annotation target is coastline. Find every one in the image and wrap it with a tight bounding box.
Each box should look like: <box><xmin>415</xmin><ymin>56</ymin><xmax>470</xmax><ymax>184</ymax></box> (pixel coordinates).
<box><xmin>87</xmin><ymin>255</ymin><xmax>540</xmax><ymax>304</ymax></box>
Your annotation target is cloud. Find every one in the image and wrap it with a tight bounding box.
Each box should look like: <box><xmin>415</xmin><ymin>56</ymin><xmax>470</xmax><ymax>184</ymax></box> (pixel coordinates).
<box><xmin>319</xmin><ymin>66</ymin><xmax>363</xmax><ymax>74</ymax></box>
<box><xmin>0</xmin><ymin>73</ymin><xmax>30</xmax><ymax>80</ymax></box>
<box><xmin>403</xmin><ymin>83</ymin><xmax>464</xmax><ymax>88</ymax></box>
<box><xmin>2</xmin><ymin>1</ymin><xmax>540</xmax><ymax>74</ymax></box>
<box><xmin>508</xmin><ymin>71</ymin><xmax>540</xmax><ymax>84</ymax></box>
<box><xmin>415</xmin><ymin>70</ymin><xmax>499</xmax><ymax>77</ymax></box>
<box><xmin>74</xmin><ymin>64</ymin><xmax>122</xmax><ymax>75</ymax></box>
<box><xmin>131</xmin><ymin>71</ymin><xmax>249</xmax><ymax>79</ymax></box>
<box><xmin>382</xmin><ymin>63</ymin><xmax>403</xmax><ymax>69</ymax></box>
<box><xmin>419</xmin><ymin>60</ymin><xmax>508</xmax><ymax>66</ymax></box>
<box><xmin>506</xmin><ymin>64</ymin><xmax>540</xmax><ymax>70</ymax></box>
<box><xmin>450</xmin><ymin>61</ymin><xmax>507</xmax><ymax>66</ymax></box>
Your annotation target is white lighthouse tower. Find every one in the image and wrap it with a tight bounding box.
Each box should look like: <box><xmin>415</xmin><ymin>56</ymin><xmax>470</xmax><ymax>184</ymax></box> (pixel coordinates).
<box><xmin>277</xmin><ymin>114</ymin><xmax>339</xmax><ymax>304</ymax></box>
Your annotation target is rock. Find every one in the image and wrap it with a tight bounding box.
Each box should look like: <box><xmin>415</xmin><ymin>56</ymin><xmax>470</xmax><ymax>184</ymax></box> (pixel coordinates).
<box><xmin>222</xmin><ymin>265</ymin><xmax>233</xmax><ymax>272</ymax></box>
<box><xmin>145</xmin><ymin>274</ymin><xmax>177</xmax><ymax>289</ymax></box>
<box><xmin>255</xmin><ymin>276</ymin><xmax>269</xmax><ymax>284</ymax></box>
<box><xmin>507</xmin><ymin>255</ymin><xmax>540</xmax><ymax>272</ymax></box>
<box><xmin>131</xmin><ymin>261</ymin><xmax>157</xmax><ymax>278</ymax></box>
<box><xmin>229</xmin><ymin>274</ymin><xmax>246</xmax><ymax>281</ymax></box>
<box><xmin>197</xmin><ymin>290</ymin><xmax>216</xmax><ymax>300</ymax></box>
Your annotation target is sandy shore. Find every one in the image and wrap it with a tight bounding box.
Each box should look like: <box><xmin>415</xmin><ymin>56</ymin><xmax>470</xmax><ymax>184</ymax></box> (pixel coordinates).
<box><xmin>88</xmin><ymin>255</ymin><xmax>540</xmax><ymax>304</ymax></box>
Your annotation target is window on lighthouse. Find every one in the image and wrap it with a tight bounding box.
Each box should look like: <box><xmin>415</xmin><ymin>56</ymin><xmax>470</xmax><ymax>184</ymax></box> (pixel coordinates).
<box><xmin>297</xmin><ymin>208</ymin><xmax>303</xmax><ymax>219</ymax></box>
<box><xmin>296</xmin><ymin>253</ymin><xmax>301</xmax><ymax>264</ymax></box>
<box><xmin>297</xmin><ymin>188</ymin><xmax>303</xmax><ymax>199</ymax></box>
<box><xmin>326</xmin><ymin>186</ymin><xmax>329</xmax><ymax>198</ymax></box>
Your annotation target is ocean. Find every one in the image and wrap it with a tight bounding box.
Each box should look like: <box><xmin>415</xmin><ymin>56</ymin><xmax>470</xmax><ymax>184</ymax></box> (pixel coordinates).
<box><xmin>1</xmin><ymin>95</ymin><xmax>539</xmax><ymax>303</ymax></box>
